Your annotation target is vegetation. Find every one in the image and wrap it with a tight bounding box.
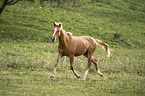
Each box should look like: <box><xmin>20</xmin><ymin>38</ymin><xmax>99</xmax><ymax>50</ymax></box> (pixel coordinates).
<box><xmin>0</xmin><ymin>0</ymin><xmax>145</xmax><ymax>95</ymax></box>
<box><xmin>0</xmin><ymin>0</ymin><xmax>20</xmax><ymax>14</ymax></box>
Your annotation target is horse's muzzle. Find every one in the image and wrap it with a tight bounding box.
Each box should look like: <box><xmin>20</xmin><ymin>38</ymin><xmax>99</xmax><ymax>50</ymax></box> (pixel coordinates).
<box><xmin>51</xmin><ymin>37</ymin><xmax>56</xmax><ymax>42</ymax></box>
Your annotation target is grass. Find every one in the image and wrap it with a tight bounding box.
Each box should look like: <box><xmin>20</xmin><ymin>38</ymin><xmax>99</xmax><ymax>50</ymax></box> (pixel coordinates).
<box><xmin>0</xmin><ymin>0</ymin><xmax>145</xmax><ymax>95</ymax></box>
<box><xmin>1</xmin><ymin>71</ymin><xmax>144</xmax><ymax>95</ymax></box>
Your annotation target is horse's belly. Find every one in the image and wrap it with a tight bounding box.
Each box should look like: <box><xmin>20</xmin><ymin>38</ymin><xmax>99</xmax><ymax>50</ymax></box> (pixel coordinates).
<box><xmin>74</xmin><ymin>46</ymin><xmax>88</xmax><ymax>56</ymax></box>
<box><xmin>61</xmin><ymin>49</ymin><xmax>86</xmax><ymax>56</ymax></box>
<box><xmin>74</xmin><ymin>51</ymin><xmax>86</xmax><ymax>56</ymax></box>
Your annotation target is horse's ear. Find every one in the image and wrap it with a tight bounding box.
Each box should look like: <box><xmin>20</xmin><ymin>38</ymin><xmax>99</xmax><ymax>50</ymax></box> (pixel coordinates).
<box><xmin>59</xmin><ymin>23</ymin><xmax>62</xmax><ymax>28</ymax></box>
<box><xmin>54</xmin><ymin>22</ymin><xmax>57</xmax><ymax>26</ymax></box>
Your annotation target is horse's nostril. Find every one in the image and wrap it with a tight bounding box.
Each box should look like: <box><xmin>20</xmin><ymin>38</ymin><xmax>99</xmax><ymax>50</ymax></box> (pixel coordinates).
<box><xmin>51</xmin><ymin>37</ymin><xmax>53</xmax><ymax>40</ymax></box>
<box><xmin>51</xmin><ymin>37</ymin><xmax>55</xmax><ymax>42</ymax></box>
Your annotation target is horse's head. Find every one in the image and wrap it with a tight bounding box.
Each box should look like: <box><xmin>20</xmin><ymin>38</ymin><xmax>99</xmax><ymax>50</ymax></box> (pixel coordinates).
<box><xmin>51</xmin><ymin>22</ymin><xmax>62</xmax><ymax>42</ymax></box>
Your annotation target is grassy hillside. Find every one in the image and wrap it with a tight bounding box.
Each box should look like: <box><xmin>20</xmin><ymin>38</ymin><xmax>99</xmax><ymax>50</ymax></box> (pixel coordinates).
<box><xmin>0</xmin><ymin>0</ymin><xmax>145</xmax><ymax>48</ymax></box>
<box><xmin>0</xmin><ymin>0</ymin><xmax>145</xmax><ymax>95</ymax></box>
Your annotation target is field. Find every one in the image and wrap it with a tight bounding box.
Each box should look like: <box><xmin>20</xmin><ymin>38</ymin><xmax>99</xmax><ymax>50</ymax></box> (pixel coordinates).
<box><xmin>0</xmin><ymin>0</ymin><xmax>145</xmax><ymax>95</ymax></box>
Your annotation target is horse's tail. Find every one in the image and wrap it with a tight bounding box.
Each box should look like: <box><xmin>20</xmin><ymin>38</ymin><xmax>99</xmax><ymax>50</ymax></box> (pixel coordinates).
<box><xmin>95</xmin><ymin>39</ymin><xmax>110</xmax><ymax>58</ymax></box>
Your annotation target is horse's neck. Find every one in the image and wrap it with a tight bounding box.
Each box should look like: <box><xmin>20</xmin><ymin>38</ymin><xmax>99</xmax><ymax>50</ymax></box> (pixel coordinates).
<box><xmin>58</xmin><ymin>29</ymin><xmax>69</xmax><ymax>48</ymax></box>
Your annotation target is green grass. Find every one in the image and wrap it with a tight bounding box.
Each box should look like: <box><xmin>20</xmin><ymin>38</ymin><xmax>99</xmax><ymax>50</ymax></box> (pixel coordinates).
<box><xmin>0</xmin><ymin>0</ymin><xmax>145</xmax><ymax>95</ymax></box>
<box><xmin>1</xmin><ymin>71</ymin><xmax>144</xmax><ymax>95</ymax></box>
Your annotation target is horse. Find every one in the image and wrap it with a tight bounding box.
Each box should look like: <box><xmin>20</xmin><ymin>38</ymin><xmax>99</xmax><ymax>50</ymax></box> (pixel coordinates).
<box><xmin>50</xmin><ymin>22</ymin><xmax>110</xmax><ymax>80</ymax></box>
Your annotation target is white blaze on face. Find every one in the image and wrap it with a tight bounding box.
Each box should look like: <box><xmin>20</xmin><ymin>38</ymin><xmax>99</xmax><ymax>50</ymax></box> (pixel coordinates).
<box><xmin>53</xmin><ymin>28</ymin><xmax>57</xmax><ymax>37</ymax></box>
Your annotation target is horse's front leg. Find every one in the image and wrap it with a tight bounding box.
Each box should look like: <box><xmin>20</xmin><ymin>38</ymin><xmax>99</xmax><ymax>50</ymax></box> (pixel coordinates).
<box><xmin>69</xmin><ymin>55</ymin><xmax>80</xmax><ymax>78</ymax></box>
<box><xmin>50</xmin><ymin>53</ymin><xmax>62</xmax><ymax>78</ymax></box>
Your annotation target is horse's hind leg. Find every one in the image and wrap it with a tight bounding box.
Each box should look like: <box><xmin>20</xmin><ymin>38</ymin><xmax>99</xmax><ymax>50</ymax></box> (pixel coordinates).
<box><xmin>83</xmin><ymin>53</ymin><xmax>92</xmax><ymax>80</ymax></box>
<box><xmin>92</xmin><ymin>57</ymin><xmax>103</xmax><ymax>77</ymax></box>
<box><xmin>69</xmin><ymin>55</ymin><xmax>80</xmax><ymax>78</ymax></box>
<box><xmin>83</xmin><ymin>54</ymin><xmax>103</xmax><ymax>77</ymax></box>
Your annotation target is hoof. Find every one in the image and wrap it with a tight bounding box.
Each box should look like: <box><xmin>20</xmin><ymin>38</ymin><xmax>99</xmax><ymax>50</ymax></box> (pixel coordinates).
<box><xmin>50</xmin><ymin>76</ymin><xmax>54</xmax><ymax>78</ymax></box>
<box><xmin>77</xmin><ymin>76</ymin><xmax>80</xmax><ymax>79</ymax></box>
<box><xmin>82</xmin><ymin>78</ymin><xmax>86</xmax><ymax>80</ymax></box>
<box><xmin>99</xmin><ymin>73</ymin><xmax>104</xmax><ymax>77</ymax></box>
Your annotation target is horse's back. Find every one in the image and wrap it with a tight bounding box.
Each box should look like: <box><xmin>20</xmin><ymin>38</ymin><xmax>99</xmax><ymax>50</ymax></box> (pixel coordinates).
<box><xmin>78</xmin><ymin>36</ymin><xmax>96</xmax><ymax>45</ymax></box>
<box><xmin>72</xmin><ymin>36</ymin><xmax>97</xmax><ymax>55</ymax></box>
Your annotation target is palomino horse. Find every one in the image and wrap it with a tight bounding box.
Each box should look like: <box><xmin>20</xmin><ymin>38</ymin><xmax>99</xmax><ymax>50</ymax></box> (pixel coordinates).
<box><xmin>50</xmin><ymin>22</ymin><xmax>110</xmax><ymax>80</ymax></box>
